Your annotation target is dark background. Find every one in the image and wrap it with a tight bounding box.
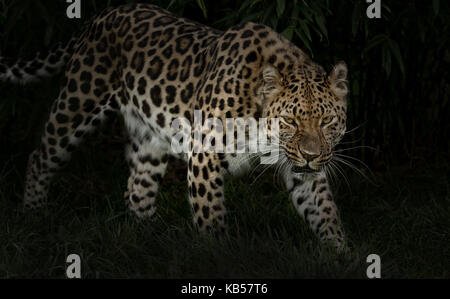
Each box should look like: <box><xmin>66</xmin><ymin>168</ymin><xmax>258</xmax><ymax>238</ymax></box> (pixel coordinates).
<box><xmin>0</xmin><ymin>0</ymin><xmax>448</xmax><ymax>278</ymax></box>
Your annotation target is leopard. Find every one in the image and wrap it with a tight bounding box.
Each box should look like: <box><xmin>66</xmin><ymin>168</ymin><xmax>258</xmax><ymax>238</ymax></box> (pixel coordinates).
<box><xmin>0</xmin><ymin>3</ymin><xmax>350</xmax><ymax>252</ymax></box>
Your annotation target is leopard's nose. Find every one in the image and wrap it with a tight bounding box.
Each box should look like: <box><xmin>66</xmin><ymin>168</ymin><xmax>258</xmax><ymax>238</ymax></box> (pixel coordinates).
<box><xmin>300</xmin><ymin>150</ymin><xmax>320</xmax><ymax>162</ymax></box>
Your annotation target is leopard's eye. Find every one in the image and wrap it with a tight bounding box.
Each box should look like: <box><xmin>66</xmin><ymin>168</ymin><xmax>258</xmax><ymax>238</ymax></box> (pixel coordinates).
<box><xmin>321</xmin><ymin>115</ymin><xmax>334</xmax><ymax>126</ymax></box>
<box><xmin>283</xmin><ymin>117</ymin><xmax>295</xmax><ymax>126</ymax></box>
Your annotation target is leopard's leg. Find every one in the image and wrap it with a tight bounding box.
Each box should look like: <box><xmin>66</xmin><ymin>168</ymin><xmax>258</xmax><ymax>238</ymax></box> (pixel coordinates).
<box><xmin>23</xmin><ymin>49</ymin><xmax>119</xmax><ymax>209</ymax></box>
<box><xmin>23</xmin><ymin>91</ymin><xmax>116</xmax><ymax>209</ymax></box>
<box><xmin>124</xmin><ymin>136</ymin><xmax>169</xmax><ymax>218</ymax></box>
<box><xmin>284</xmin><ymin>171</ymin><xmax>347</xmax><ymax>252</ymax></box>
<box><xmin>187</xmin><ymin>151</ymin><xmax>227</xmax><ymax>232</ymax></box>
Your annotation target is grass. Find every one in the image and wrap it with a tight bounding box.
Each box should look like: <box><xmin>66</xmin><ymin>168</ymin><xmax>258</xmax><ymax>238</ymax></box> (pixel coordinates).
<box><xmin>0</xmin><ymin>128</ymin><xmax>449</xmax><ymax>278</ymax></box>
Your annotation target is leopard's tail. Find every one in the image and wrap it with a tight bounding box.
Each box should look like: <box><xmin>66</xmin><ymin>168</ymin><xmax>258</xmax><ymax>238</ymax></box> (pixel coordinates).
<box><xmin>0</xmin><ymin>37</ymin><xmax>78</xmax><ymax>84</ymax></box>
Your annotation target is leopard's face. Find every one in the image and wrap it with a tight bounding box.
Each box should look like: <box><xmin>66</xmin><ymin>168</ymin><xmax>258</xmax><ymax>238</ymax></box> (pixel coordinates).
<box><xmin>263</xmin><ymin>61</ymin><xmax>348</xmax><ymax>173</ymax></box>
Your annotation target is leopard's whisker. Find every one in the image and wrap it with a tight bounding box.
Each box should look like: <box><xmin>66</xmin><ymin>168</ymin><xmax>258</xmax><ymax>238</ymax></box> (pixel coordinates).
<box><xmin>334</xmin><ymin>153</ymin><xmax>373</xmax><ymax>174</ymax></box>
<box><xmin>343</xmin><ymin>121</ymin><xmax>368</xmax><ymax>135</ymax></box>
<box><xmin>334</xmin><ymin>145</ymin><xmax>377</xmax><ymax>153</ymax></box>
<box><xmin>333</xmin><ymin>156</ymin><xmax>376</xmax><ymax>186</ymax></box>
<box><xmin>330</xmin><ymin>159</ymin><xmax>352</xmax><ymax>193</ymax></box>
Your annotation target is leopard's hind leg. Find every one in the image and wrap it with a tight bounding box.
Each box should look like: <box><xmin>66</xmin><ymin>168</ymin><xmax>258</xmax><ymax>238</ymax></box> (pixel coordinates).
<box><xmin>24</xmin><ymin>65</ymin><xmax>119</xmax><ymax>209</ymax></box>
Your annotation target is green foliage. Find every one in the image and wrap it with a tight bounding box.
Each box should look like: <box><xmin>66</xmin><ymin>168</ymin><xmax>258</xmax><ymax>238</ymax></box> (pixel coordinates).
<box><xmin>0</xmin><ymin>0</ymin><xmax>449</xmax><ymax>168</ymax></box>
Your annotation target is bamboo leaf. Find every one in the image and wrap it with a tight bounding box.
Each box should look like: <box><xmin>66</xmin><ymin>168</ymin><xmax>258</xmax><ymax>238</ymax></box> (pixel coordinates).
<box><xmin>166</xmin><ymin>0</ymin><xmax>177</xmax><ymax>10</ymax></box>
<box><xmin>281</xmin><ymin>26</ymin><xmax>293</xmax><ymax>41</ymax></box>
<box><xmin>308</xmin><ymin>23</ymin><xmax>324</xmax><ymax>41</ymax></box>
<box><xmin>301</xmin><ymin>6</ymin><xmax>314</xmax><ymax>23</ymax></box>
<box><xmin>249</xmin><ymin>0</ymin><xmax>264</xmax><ymax>10</ymax></box>
<box><xmin>351</xmin><ymin>2</ymin><xmax>361</xmax><ymax>38</ymax></box>
<box><xmin>238</xmin><ymin>0</ymin><xmax>254</xmax><ymax>13</ymax></box>
<box><xmin>433</xmin><ymin>0</ymin><xmax>440</xmax><ymax>16</ymax></box>
<box><xmin>352</xmin><ymin>78</ymin><xmax>360</xmax><ymax>96</ymax></box>
<box><xmin>196</xmin><ymin>0</ymin><xmax>207</xmax><ymax>19</ymax></box>
<box><xmin>276</xmin><ymin>0</ymin><xmax>285</xmax><ymax>17</ymax></box>
<box><xmin>291</xmin><ymin>3</ymin><xmax>300</xmax><ymax>19</ymax></box>
<box><xmin>381</xmin><ymin>44</ymin><xmax>391</xmax><ymax>76</ymax></box>
<box><xmin>262</xmin><ymin>2</ymin><xmax>276</xmax><ymax>24</ymax></box>
<box><xmin>314</xmin><ymin>14</ymin><xmax>328</xmax><ymax>40</ymax></box>
<box><xmin>241</xmin><ymin>11</ymin><xmax>262</xmax><ymax>23</ymax></box>
<box><xmin>388</xmin><ymin>39</ymin><xmax>405</xmax><ymax>77</ymax></box>
<box><xmin>295</xmin><ymin>28</ymin><xmax>313</xmax><ymax>57</ymax></box>
<box><xmin>299</xmin><ymin>20</ymin><xmax>311</xmax><ymax>42</ymax></box>
<box><xmin>363</xmin><ymin>34</ymin><xmax>387</xmax><ymax>54</ymax></box>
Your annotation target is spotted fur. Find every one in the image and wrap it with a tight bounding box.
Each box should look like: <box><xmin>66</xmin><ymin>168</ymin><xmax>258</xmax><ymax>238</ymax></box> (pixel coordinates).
<box><xmin>0</xmin><ymin>38</ymin><xmax>78</xmax><ymax>84</ymax></box>
<box><xmin>1</xmin><ymin>4</ymin><xmax>350</xmax><ymax>252</ymax></box>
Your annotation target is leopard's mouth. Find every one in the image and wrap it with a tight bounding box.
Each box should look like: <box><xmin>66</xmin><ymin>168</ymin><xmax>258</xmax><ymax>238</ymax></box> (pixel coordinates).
<box><xmin>291</xmin><ymin>165</ymin><xmax>319</xmax><ymax>174</ymax></box>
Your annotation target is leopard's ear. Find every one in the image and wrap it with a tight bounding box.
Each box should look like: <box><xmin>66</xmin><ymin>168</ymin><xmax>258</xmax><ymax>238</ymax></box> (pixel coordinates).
<box><xmin>258</xmin><ymin>64</ymin><xmax>282</xmax><ymax>106</ymax></box>
<box><xmin>329</xmin><ymin>61</ymin><xmax>348</xmax><ymax>99</ymax></box>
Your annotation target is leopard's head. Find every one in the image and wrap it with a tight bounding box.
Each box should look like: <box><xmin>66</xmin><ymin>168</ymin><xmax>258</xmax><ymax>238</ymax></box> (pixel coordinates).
<box><xmin>261</xmin><ymin>60</ymin><xmax>348</xmax><ymax>173</ymax></box>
